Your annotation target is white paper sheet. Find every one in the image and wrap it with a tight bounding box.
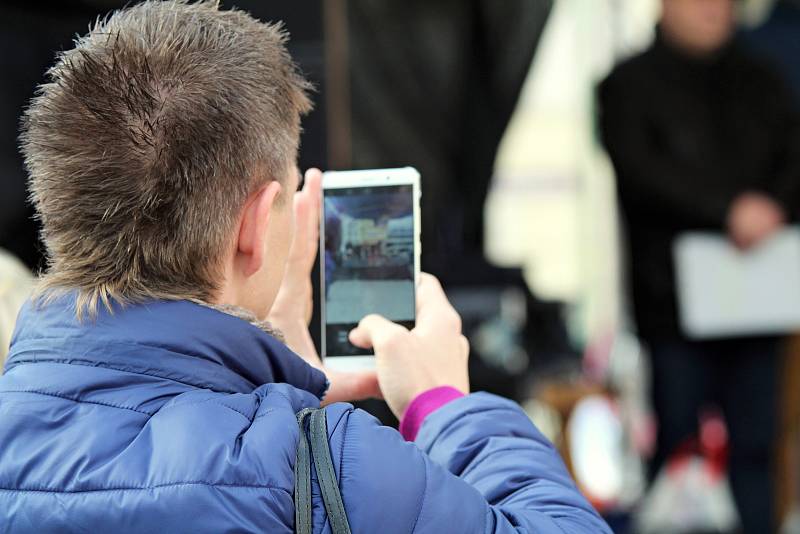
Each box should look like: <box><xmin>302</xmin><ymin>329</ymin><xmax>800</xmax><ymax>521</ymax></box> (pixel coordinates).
<box><xmin>673</xmin><ymin>227</ymin><xmax>800</xmax><ymax>339</ymax></box>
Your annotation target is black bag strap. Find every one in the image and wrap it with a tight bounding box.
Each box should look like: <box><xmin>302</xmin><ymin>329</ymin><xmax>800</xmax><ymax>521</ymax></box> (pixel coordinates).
<box><xmin>295</xmin><ymin>408</ymin><xmax>352</xmax><ymax>534</ymax></box>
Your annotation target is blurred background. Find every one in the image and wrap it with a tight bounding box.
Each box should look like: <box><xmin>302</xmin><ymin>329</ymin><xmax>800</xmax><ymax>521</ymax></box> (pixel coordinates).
<box><xmin>2</xmin><ymin>0</ymin><xmax>800</xmax><ymax>532</ymax></box>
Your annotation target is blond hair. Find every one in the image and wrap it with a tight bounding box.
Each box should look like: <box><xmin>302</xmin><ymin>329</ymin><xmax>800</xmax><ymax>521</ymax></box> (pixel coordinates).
<box><xmin>20</xmin><ymin>0</ymin><xmax>312</xmax><ymax>316</ymax></box>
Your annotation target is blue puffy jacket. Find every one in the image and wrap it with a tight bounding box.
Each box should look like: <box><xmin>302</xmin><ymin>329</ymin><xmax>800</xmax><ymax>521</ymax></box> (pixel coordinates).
<box><xmin>0</xmin><ymin>297</ymin><xmax>611</xmax><ymax>533</ymax></box>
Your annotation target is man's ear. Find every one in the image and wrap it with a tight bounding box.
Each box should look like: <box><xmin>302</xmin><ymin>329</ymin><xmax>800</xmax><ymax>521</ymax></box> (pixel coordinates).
<box><xmin>238</xmin><ymin>180</ymin><xmax>283</xmax><ymax>277</ymax></box>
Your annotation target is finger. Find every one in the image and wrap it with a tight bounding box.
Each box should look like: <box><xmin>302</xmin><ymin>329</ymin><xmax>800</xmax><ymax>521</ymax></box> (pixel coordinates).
<box><xmin>347</xmin><ymin>329</ymin><xmax>373</xmax><ymax>349</ymax></box>
<box><xmin>415</xmin><ymin>272</ymin><xmax>461</xmax><ymax>333</ymax></box>
<box><xmin>415</xmin><ymin>273</ymin><xmax>438</xmax><ymax>315</ymax></box>
<box><xmin>301</xmin><ymin>169</ymin><xmax>322</xmax><ymax>271</ymax></box>
<box><xmin>737</xmin><ymin>234</ymin><xmax>756</xmax><ymax>251</ymax></box>
<box><xmin>349</xmin><ymin>314</ymin><xmax>407</xmax><ymax>349</ymax></box>
<box><xmin>285</xmin><ymin>169</ymin><xmax>321</xmax><ymax>273</ymax></box>
<box><xmin>416</xmin><ymin>273</ymin><xmax>448</xmax><ymax>310</ymax></box>
<box><xmin>321</xmin><ymin>369</ymin><xmax>381</xmax><ymax>405</ymax></box>
<box><xmin>418</xmin><ymin>272</ymin><xmax>441</xmax><ymax>289</ymax></box>
<box><xmin>283</xmin><ymin>194</ymin><xmax>310</xmax><ymax>276</ymax></box>
<box><xmin>302</xmin><ymin>168</ymin><xmax>322</xmax><ymax>220</ymax></box>
<box><xmin>460</xmin><ymin>334</ymin><xmax>470</xmax><ymax>358</ymax></box>
<box><xmin>303</xmin><ymin>168</ymin><xmax>322</xmax><ymax>195</ymax></box>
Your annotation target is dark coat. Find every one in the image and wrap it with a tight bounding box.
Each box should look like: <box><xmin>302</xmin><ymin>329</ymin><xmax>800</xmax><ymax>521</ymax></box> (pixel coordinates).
<box><xmin>598</xmin><ymin>32</ymin><xmax>800</xmax><ymax>341</ymax></box>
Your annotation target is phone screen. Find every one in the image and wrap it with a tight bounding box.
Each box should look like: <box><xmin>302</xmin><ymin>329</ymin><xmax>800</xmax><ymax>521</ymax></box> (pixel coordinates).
<box><xmin>323</xmin><ymin>184</ymin><xmax>416</xmax><ymax>357</ymax></box>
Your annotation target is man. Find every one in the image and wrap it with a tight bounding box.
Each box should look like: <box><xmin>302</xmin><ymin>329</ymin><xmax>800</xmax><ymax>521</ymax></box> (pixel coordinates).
<box><xmin>599</xmin><ymin>0</ymin><xmax>800</xmax><ymax>531</ymax></box>
<box><xmin>0</xmin><ymin>2</ymin><xmax>610</xmax><ymax>532</ymax></box>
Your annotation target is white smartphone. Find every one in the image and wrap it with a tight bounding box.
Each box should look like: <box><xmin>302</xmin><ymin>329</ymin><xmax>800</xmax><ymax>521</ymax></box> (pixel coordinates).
<box><xmin>320</xmin><ymin>167</ymin><xmax>421</xmax><ymax>370</ymax></box>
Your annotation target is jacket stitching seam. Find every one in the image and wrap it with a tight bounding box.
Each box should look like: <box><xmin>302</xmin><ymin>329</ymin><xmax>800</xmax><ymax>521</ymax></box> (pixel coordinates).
<box><xmin>157</xmin><ymin>397</ymin><xmax>252</xmax><ymax>422</ymax></box>
<box><xmin>0</xmin><ymin>482</ymin><xmax>291</xmax><ymax>494</ymax></box>
<box><xmin>408</xmin><ymin>454</ymin><xmax>428</xmax><ymax>534</ymax></box>
<box><xmin>217</xmin><ymin>402</ymin><xmax>251</xmax><ymax>422</ymax></box>
<box><xmin>336</xmin><ymin>408</ymin><xmax>352</xmax><ymax>485</ymax></box>
<box><xmin>328</xmin><ymin>407</ymin><xmax>350</xmax><ymax>439</ymax></box>
<box><xmin>5</xmin><ymin>358</ymin><xmax>238</xmax><ymax>394</ymax></box>
<box><xmin>265</xmin><ymin>389</ymin><xmax>296</xmax><ymax>408</ymax></box>
<box><xmin>252</xmin><ymin>388</ymin><xmax>295</xmax><ymax>420</ymax></box>
<box><xmin>9</xmin><ymin>340</ymin><xmax>247</xmax><ymax>386</ymax></box>
<box><xmin>254</xmin><ymin>408</ymin><xmax>277</xmax><ymax>420</ymax></box>
<box><xmin>0</xmin><ymin>389</ymin><xmax>153</xmax><ymax>416</ymax></box>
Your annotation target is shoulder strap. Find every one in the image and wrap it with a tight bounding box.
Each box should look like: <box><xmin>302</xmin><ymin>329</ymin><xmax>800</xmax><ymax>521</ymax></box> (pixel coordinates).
<box><xmin>295</xmin><ymin>408</ymin><xmax>352</xmax><ymax>534</ymax></box>
<box><xmin>309</xmin><ymin>409</ymin><xmax>352</xmax><ymax>534</ymax></box>
<box><xmin>294</xmin><ymin>408</ymin><xmax>314</xmax><ymax>534</ymax></box>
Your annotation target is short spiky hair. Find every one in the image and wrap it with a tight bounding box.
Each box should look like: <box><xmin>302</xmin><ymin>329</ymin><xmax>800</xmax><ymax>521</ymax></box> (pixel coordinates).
<box><xmin>21</xmin><ymin>0</ymin><xmax>312</xmax><ymax>315</ymax></box>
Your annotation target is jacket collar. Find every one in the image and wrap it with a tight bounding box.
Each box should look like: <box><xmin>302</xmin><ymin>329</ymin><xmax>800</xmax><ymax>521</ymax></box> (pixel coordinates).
<box><xmin>5</xmin><ymin>295</ymin><xmax>328</xmax><ymax>398</ymax></box>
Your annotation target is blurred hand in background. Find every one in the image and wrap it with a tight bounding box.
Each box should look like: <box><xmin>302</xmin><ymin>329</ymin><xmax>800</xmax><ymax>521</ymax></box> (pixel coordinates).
<box><xmin>727</xmin><ymin>191</ymin><xmax>786</xmax><ymax>250</ymax></box>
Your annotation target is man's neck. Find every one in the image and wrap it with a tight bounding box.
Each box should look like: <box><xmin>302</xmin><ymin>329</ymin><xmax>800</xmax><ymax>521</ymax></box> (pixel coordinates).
<box><xmin>658</xmin><ymin>26</ymin><xmax>731</xmax><ymax>62</ymax></box>
<box><xmin>192</xmin><ymin>299</ymin><xmax>285</xmax><ymax>342</ymax></box>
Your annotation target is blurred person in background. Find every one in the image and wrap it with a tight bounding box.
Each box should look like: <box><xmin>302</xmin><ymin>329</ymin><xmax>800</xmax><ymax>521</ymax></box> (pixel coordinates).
<box><xmin>599</xmin><ymin>0</ymin><xmax>800</xmax><ymax>531</ymax></box>
<box><xmin>0</xmin><ymin>2</ymin><xmax>611</xmax><ymax>532</ymax></box>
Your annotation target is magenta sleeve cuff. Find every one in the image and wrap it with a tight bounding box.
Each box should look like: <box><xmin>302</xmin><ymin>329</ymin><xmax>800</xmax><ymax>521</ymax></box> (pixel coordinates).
<box><xmin>399</xmin><ymin>386</ymin><xmax>465</xmax><ymax>441</ymax></box>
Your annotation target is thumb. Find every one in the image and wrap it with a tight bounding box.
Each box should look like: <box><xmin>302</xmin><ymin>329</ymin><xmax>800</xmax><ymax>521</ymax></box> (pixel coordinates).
<box><xmin>321</xmin><ymin>369</ymin><xmax>381</xmax><ymax>405</ymax></box>
<box><xmin>349</xmin><ymin>314</ymin><xmax>406</xmax><ymax>349</ymax></box>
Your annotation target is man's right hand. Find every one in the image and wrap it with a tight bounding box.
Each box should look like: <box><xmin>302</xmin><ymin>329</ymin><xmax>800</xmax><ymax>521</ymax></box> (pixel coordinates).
<box><xmin>727</xmin><ymin>192</ymin><xmax>785</xmax><ymax>250</ymax></box>
<box><xmin>349</xmin><ymin>273</ymin><xmax>470</xmax><ymax>419</ymax></box>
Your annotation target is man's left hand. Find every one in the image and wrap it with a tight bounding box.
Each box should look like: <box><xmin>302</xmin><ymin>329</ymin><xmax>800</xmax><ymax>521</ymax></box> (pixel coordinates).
<box><xmin>267</xmin><ymin>168</ymin><xmax>380</xmax><ymax>404</ymax></box>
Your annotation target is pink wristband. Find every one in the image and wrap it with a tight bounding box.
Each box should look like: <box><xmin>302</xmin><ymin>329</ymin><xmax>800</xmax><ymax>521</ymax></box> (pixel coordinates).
<box><xmin>399</xmin><ymin>386</ymin><xmax>465</xmax><ymax>441</ymax></box>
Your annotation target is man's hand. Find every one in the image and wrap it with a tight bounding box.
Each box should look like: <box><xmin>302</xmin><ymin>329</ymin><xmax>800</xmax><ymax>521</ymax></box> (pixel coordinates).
<box><xmin>268</xmin><ymin>168</ymin><xmax>380</xmax><ymax>405</ymax></box>
<box><xmin>349</xmin><ymin>273</ymin><xmax>470</xmax><ymax>418</ymax></box>
<box><xmin>267</xmin><ymin>168</ymin><xmax>319</xmax><ymax>361</ymax></box>
<box><xmin>727</xmin><ymin>192</ymin><xmax>786</xmax><ymax>250</ymax></box>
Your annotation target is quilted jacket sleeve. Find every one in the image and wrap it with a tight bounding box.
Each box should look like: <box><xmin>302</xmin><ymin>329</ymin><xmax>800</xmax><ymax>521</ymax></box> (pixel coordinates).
<box><xmin>334</xmin><ymin>392</ymin><xmax>611</xmax><ymax>534</ymax></box>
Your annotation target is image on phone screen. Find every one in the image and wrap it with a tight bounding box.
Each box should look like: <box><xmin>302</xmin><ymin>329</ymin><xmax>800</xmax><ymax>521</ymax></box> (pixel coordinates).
<box><xmin>323</xmin><ymin>184</ymin><xmax>415</xmax><ymax>357</ymax></box>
